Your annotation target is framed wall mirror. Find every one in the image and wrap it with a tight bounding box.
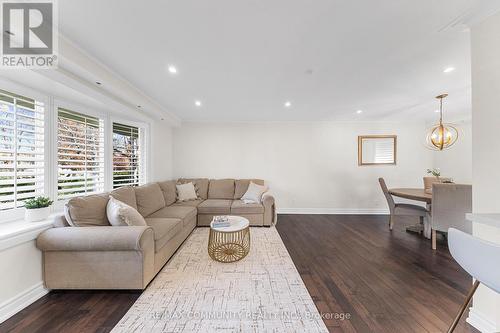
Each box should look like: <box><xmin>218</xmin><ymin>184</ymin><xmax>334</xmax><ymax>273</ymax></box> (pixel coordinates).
<box><xmin>358</xmin><ymin>135</ymin><xmax>397</xmax><ymax>166</ymax></box>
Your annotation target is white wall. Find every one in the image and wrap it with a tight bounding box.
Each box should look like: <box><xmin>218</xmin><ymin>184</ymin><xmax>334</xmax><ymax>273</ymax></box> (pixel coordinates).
<box><xmin>0</xmin><ymin>240</ymin><xmax>48</xmax><ymax>323</ymax></box>
<box><xmin>173</xmin><ymin>121</ymin><xmax>434</xmax><ymax>212</ymax></box>
<box><xmin>468</xmin><ymin>10</ymin><xmax>500</xmax><ymax>332</ymax></box>
<box><xmin>431</xmin><ymin>119</ymin><xmax>472</xmax><ymax>184</ymax></box>
<box><xmin>472</xmin><ymin>11</ymin><xmax>500</xmax><ymax>214</ymax></box>
<box><xmin>150</xmin><ymin>121</ymin><xmax>174</xmax><ymax>182</ymax></box>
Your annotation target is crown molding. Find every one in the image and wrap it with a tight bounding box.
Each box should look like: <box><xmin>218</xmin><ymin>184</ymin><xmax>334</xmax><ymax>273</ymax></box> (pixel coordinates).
<box><xmin>35</xmin><ymin>34</ymin><xmax>181</xmax><ymax>127</ymax></box>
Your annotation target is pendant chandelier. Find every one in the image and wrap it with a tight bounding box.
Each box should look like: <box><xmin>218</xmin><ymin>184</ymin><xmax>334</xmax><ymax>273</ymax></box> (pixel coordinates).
<box><xmin>425</xmin><ymin>93</ymin><xmax>458</xmax><ymax>150</ymax></box>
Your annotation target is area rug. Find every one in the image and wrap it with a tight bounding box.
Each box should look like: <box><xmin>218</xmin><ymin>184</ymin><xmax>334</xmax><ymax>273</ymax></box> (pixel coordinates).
<box><xmin>112</xmin><ymin>227</ymin><xmax>328</xmax><ymax>333</ymax></box>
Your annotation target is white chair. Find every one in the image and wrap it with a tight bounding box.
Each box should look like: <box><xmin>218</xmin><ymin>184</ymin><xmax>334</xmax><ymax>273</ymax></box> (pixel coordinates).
<box><xmin>379</xmin><ymin>178</ymin><xmax>428</xmax><ymax>231</ymax></box>
<box><xmin>447</xmin><ymin>228</ymin><xmax>500</xmax><ymax>332</ymax></box>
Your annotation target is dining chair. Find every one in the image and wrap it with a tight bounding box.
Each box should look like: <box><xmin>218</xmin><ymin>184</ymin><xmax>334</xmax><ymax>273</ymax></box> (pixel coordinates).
<box><xmin>378</xmin><ymin>178</ymin><xmax>428</xmax><ymax>231</ymax></box>
<box><xmin>447</xmin><ymin>228</ymin><xmax>500</xmax><ymax>332</ymax></box>
<box><xmin>430</xmin><ymin>184</ymin><xmax>472</xmax><ymax>250</ymax></box>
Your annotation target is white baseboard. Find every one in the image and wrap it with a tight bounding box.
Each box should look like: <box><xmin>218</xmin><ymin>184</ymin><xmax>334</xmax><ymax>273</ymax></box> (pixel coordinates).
<box><xmin>467</xmin><ymin>307</ymin><xmax>499</xmax><ymax>333</ymax></box>
<box><xmin>0</xmin><ymin>282</ymin><xmax>49</xmax><ymax>324</ymax></box>
<box><xmin>276</xmin><ymin>208</ymin><xmax>389</xmax><ymax>215</ymax></box>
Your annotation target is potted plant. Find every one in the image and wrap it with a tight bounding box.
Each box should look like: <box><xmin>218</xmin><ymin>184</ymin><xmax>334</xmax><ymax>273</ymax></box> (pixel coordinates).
<box><xmin>24</xmin><ymin>196</ymin><xmax>53</xmax><ymax>222</ymax></box>
<box><xmin>427</xmin><ymin>168</ymin><xmax>441</xmax><ymax>178</ymax></box>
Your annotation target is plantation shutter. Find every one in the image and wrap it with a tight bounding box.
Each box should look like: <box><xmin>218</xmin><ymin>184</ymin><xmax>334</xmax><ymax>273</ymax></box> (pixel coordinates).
<box><xmin>374</xmin><ymin>139</ymin><xmax>395</xmax><ymax>164</ymax></box>
<box><xmin>112</xmin><ymin>122</ymin><xmax>144</xmax><ymax>188</ymax></box>
<box><xmin>0</xmin><ymin>89</ymin><xmax>45</xmax><ymax>210</ymax></box>
<box><xmin>57</xmin><ymin>108</ymin><xmax>105</xmax><ymax>200</ymax></box>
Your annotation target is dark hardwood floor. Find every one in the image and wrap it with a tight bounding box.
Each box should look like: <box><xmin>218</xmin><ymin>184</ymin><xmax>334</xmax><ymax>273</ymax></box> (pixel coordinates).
<box><xmin>276</xmin><ymin>214</ymin><xmax>478</xmax><ymax>333</ymax></box>
<box><xmin>0</xmin><ymin>214</ymin><xmax>478</xmax><ymax>333</ymax></box>
<box><xmin>0</xmin><ymin>290</ymin><xmax>140</xmax><ymax>333</ymax></box>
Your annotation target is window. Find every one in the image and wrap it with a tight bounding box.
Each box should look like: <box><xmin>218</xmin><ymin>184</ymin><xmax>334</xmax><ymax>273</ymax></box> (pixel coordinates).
<box><xmin>0</xmin><ymin>81</ymin><xmax>151</xmax><ymax>220</ymax></box>
<box><xmin>112</xmin><ymin>122</ymin><xmax>144</xmax><ymax>188</ymax></box>
<box><xmin>0</xmin><ymin>89</ymin><xmax>45</xmax><ymax>210</ymax></box>
<box><xmin>57</xmin><ymin>108</ymin><xmax>105</xmax><ymax>200</ymax></box>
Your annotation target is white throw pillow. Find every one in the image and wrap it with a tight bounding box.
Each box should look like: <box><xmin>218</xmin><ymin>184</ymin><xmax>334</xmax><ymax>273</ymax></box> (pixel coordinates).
<box><xmin>107</xmin><ymin>197</ymin><xmax>147</xmax><ymax>226</ymax></box>
<box><xmin>64</xmin><ymin>203</ymin><xmax>75</xmax><ymax>227</ymax></box>
<box><xmin>176</xmin><ymin>182</ymin><xmax>198</xmax><ymax>202</ymax></box>
<box><xmin>241</xmin><ymin>182</ymin><xmax>268</xmax><ymax>203</ymax></box>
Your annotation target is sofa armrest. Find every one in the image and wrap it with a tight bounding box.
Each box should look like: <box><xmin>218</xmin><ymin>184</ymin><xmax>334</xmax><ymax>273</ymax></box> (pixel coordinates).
<box><xmin>37</xmin><ymin>226</ymin><xmax>154</xmax><ymax>252</ymax></box>
<box><xmin>262</xmin><ymin>193</ymin><xmax>276</xmax><ymax>226</ymax></box>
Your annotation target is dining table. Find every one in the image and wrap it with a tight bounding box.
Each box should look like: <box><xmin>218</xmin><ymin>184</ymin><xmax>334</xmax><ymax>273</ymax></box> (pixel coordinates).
<box><xmin>389</xmin><ymin>188</ymin><xmax>432</xmax><ymax>204</ymax></box>
<box><xmin>389</xmin><ymin>188</ymin><xmax>432</xmax><ymax>238</ymax></box>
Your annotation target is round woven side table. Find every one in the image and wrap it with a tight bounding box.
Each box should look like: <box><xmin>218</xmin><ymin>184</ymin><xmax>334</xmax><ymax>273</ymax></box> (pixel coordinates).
<box><xmin>208</xmin><ymin>216</ymin><xmax>250</xmax><ymax>263</ymax></box>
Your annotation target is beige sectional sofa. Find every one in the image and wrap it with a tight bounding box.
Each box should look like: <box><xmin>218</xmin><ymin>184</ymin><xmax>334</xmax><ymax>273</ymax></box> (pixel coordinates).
<box><xmin>37</xmin><ymin>178</ymin><xmax>275</xmax><ymax>290</ymax></box>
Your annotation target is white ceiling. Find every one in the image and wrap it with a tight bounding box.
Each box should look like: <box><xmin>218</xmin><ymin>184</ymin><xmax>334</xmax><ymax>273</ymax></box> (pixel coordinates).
<box><xmin>59</xmin><ymin>0</ymin><xmax>500</xmax><ymax>122</ymax></box>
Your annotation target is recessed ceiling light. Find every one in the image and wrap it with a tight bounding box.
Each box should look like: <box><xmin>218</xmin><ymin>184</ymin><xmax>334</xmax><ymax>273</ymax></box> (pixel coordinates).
<box><xmin>356</xmin><ymin>110</ymin><xmax>363</xmax><ymax>114</ymax></box>
<box><xmin>168</xmin><ymin>65</ymin><xmax>178</xmax><ymax>74</ymax></box>
<box><xmin>443</xmin><ymin>67</ymin><xmax>455</xmax><ymax>73</ymax></box>
<box><xmin>137</xmin><ymin>105</ymin><xmax>141</xmax><ymax>108</ymax></box>
<box><xmin>195</xmin><ymin>100</ymin><xmax>202</xmax><ymax>107</ymax></box>
<box><xmin>284</xmin><ymin>101</ymin><xmax>291</xmax><ymax>108</ymax></box>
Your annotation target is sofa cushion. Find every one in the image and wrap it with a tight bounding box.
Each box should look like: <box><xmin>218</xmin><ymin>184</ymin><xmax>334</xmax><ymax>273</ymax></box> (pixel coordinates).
<box><xmin>178</xmin><ymin>178</ymin><xmax>209</xmax><ymax>199</ymax></box>
<box><xmin>135</xmin><ymin>183</ymin><xmax>166</xmax><ymax>217</ymax></box>
<box><xmin>110</xmin><ymin>186</ymin><xmax>137</xmax><ymax>210</ymax></box>
<box><xmin>173</xmin><ymin>199</ymin><xmax>204</xmax><ymax>207</ymax></box>
<box><xmin>158</xmin><ymin>180</ymin><xmax>177</xmax><ymax>206</ymax></box>
<box><xmin>234</xmin><ymin>179</ymin><xmax>264</xmax><ymax>199</ymax></box>
<box><xmin>145</xmin><ymin>217</ymin><xmax>183</xmax><ymax>252</ymax></box>
<box><xmin>148</xmin><ymin>205</ymin><xmax>197</xmax><ymax>222</ymax></box>
<box><xmin>231</xmin><ymin>200</ymin><xmax>265</xmax><ymax>214</ymax></box>
<box><xmin>208</xmin><ymin>179</ymin><xmax>235</xmax><ymax>199</ymax></box>
<box><xmin>197</xmin><ymin>199</ymin><xmax>232</xmax><ymax>214</ymax></box>
<box><xmin>65</xmin><ymin>193</ymin><xmax>110</xmax><ymax>227</ymax></box>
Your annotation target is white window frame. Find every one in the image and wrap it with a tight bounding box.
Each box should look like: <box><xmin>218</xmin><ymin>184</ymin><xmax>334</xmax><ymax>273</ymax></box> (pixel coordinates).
<box><xmin>52</xmin><ymin>99</ymin><xmax>109</xmax><ymax>211</ymax></box>
<box><xmin>0</xmin><ymin>79</ymin><xmax>51</xmax><ymax>223</ymax></box>
<box><xmin>110</xmin><ymin>116</ymin><xmax>149</xmax><ymax>190</ymax></box>
<box><xmin>0</xmin><ymin>78</ymin><xmax>152</xmax><ymax>223</ymax></box>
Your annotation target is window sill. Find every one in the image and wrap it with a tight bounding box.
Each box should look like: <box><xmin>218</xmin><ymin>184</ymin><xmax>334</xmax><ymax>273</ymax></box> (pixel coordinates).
<box><xmin>0</xmin><ymin>216</ymin><xmax>55</xmax><ymax>251</ymax></box>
